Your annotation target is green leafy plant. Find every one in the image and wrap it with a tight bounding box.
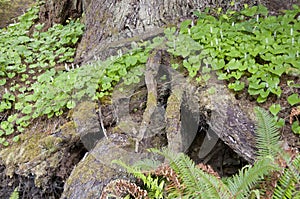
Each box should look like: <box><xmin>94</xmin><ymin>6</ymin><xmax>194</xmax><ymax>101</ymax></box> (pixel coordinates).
<box><xmin>0</xmin><ymin>18</ymin><xmax>163</xmax><ymax>146</ymax></box>
<box><xmin>268</xmin><ymin>104</ymin><xmax>285</xmax><ymax>128</ymax></box>
<box><xmin>163</xmin><ymin>4</ymin><xmax>300</xmax><ymax>136</ymax></box>
<box><xmin>0</xmin><ymin>2</ymin><xmax>84</xmax><ymax>146</ymax></box>
<box><xmin>9</xmin><ymin>187</ymin><xmax>19</xmax><ymax>199</ymax></box>
<box><xmin>273</xmin><ymin>155</ymin><xmax>300</xmax><ymax>199</ymax></box>
<box><xmin>165</xmin><ymin>4</ymin><xmax>300</xmax><ymax>103</ymax></box>
<box><xmin>287</xmin><ymin>93</ymin><xmax>300</xmax><ymax>106</ymax></box>
<box><xmin>113</xmin><ymin>159</ymin><xmax>165</xmax><ymax>199</ymax></box>
<box><xmin>2</xmin><ymin>2</ymin><xmax>299</xmax><ymax>147</ymax></box>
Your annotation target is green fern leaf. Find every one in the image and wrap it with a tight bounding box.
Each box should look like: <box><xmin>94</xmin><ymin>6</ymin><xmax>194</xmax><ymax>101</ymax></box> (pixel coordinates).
<box><xmin>254</xmin><ymin>107</ymin><xmax>282</xmax><ymax>159</ymax></box>
<box><xmin>132</xmin><ymin>158</ymin><xmax>162</xmax><ymax>171</ymax></box>
<box><xmin>150</xmin><ymin>148</ymin><xmax>232</xmax><ymax>199</ymax></box>
<box><xmin>112</xmin><ymin>159</ymin><xmax>164</xmax><ymax>198</ymax></box>
<box><xmin>273</xmin><ymin>168</ymin><xmax>295</xmax><ymax>199</ymax></box>
<box><xmin>9</xmin><ymin>187</ymin><xmax>19</xmax><ymax>199</ymax></box>
<box><xmin>227</xmin><ymin>156</ymin><xmax>277</xmax><ymax>199</ymax></box>
<box><xmin>273</xmin><ymin>154</ymin><xmax>300</xmax><ymax>199</ymax></box>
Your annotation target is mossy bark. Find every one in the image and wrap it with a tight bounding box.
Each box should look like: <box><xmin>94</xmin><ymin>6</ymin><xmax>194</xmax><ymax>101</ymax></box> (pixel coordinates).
<box><xmin>0</xmin><ymin>121</ymin><xmax>80</xmax><ymax>188</ymax></box>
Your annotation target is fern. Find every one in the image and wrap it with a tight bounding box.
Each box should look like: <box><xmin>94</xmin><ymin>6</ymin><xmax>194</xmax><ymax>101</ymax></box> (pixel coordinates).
<box><xmin>132</xmin><ymin>158</ymin><xmax>162</xmax><ymax>171</ymax></box>
<box><xmin>150</xmin><ymin>148</ymin><xmax>232</xmax><ymax>199</ymax></box>
<box><xmin>110</xmin><ymin>106</ymin><xmax>298</xmax><ymax>199</ymax></box>
<box><xmin>254</xmin><ymin>107</ymin><xmax>282</xmax><ymax>159</ymax></box>
<box><xmin>9</xmin><ymin>187</ymin><xmax>19</xmax><ymax>199</ymax></box>
<box><xmin>112</xmin><ymin>159</ymin><xmax>165</xmax><ymax>198</ymax></box>
<box><xmin>273</xmin><ymin>155</ymin><xmax>300</xmax><ymax>199</ymax></box>
<box><xmin>227</xmin><ymin>156</ymin><xmax>277</xmax><ymax>198</ymax></box>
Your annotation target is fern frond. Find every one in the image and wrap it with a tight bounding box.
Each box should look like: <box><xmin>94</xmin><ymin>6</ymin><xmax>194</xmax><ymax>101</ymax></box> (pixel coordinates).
<box><xmin>112</xmin><ymin>159</ymin><xmax>145</xmax><ymax>180</ymax></box>
<box><xmin>150</xmin><ymin>148</ymin><xmax>232</xmax><ymax>199</ymax></box>
<box><xmin>132</xmin><ymin>158</ymin><xmax>162</xmax><ymax>171</ymax></box>
<box><xmin>290</xmin><ymin>154</ymin><xmax>300</xmax><ymax>183</ymax></box>
<box><xmin>9</xmin><ymin>187</ymin><xmax>19</xmax><ymax>199</ymax></box>
<box><xmin>273</xmin><ymin>168</ymin><xmax>296</xmax><ymax>199</ymax></box>
<box><xmin>227</xmin><ymin>156</ymin><xmax>277</xmax><ymax>199</ymax></box>
<box><xmin>254</xmin><ymin>107</ymin><xmax>282</xmax><ymax>159</ymax></box>
<box><xmin>273</xmin><ymin>154</ymin><xmax>300</xmax><ymax>199</ymax></box>
<box><xmin>112</xmin><ymin>159</ymin><xmax>164</xmax><ymax>198</ymax></box>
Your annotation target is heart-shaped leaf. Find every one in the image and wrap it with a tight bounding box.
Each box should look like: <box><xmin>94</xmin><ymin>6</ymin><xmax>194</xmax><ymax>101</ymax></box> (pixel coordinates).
<box><xmin>269</xmin><ymin>104</ymin><xmax>281</xmax><ymax>116</ymax></box>
<box><xmin>287</xmin><ymin>93</ymin><xmax>300</xmax><ymax>106</ymax></box>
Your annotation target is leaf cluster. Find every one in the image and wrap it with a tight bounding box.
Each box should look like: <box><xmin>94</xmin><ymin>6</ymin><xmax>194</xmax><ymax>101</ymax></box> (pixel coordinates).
<box><xmin>0</xmin><ymin>27</ymin><xmax>163</xmax><ymax>146</ymax></box>
<box><xmin>164</xmin><ymin>4</ymin><xmax>300</xmax><ymax>134</ymax></box>
<box><xmin>166</xmin><ymin>5</ymin><xmax>300</xmax><ymax>104</ymax></box>
<box><xmin>0</xmin><ymin>2</ymin><xmax>84</xmax><ymax>146</ymax></box>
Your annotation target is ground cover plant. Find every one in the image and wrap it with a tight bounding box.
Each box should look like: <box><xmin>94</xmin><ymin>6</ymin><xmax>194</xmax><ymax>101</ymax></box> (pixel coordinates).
<box><xmin>0</xmin><ymin>2</ymin><xmax>84</xmax><ymax>146</ymax></box>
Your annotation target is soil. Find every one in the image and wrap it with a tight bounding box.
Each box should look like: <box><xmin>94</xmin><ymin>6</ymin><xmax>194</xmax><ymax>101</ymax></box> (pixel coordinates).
<box><xmin>237</xmin><ymin>74</ymin><xmax>300</xmax><ymax>149</ymax></box>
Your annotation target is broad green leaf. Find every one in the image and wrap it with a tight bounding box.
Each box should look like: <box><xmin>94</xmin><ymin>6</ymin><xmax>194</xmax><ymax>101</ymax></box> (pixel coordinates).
<box><xmin>287</xmin><ymin>93</ymin><xmax>300</xmax><ymax>106</ymax></box>
<box><xmin>180</xmin><ymin>19</ymin><xmax>192</xmax><ymax>34</ymax></box>
<box><xmin>13</xmin><ymin>135</ymin><xmax>20</xmax><ymax>142</ymax></box>
<box><xmin>211</xmin><ymin>59</ymin><xmax>225</xmax><ymax>70</ymax></box>
<box><xmin>257</xmin><ymin>95</ymin><xmax>267</xmax><ymax>103</ymax></box>
<box><xmin>291</xmin><ymin>121</ymin><xmax>300</xmax><ymax>134</ymax></box>
<box><xmin>21</xmin><ymin>105</ymin><xmax>32</xmax><ymax>114</ymax></box>
<box><xmin>228</xmin><ymin>81</ymin><xmax>245</xmax><ymax>91</ymax></box>
<box><xmin>67</xmin><ymin>100</ymin><xmax>76</xmax><ymax>109</ymax></box>
<box><xmin>0</xmin><ymin>78</ymin><xmax>6</xmax><ymax>86</ymax></box>
<box><xmin>269</xmin><ymin>104</ymin><xmax>281</xmax><ymax>116</ymax></box>
<box><xmin>125</xmin><ymin>56</ymin><xmax>138</xmax><ymax>66</ymax></box>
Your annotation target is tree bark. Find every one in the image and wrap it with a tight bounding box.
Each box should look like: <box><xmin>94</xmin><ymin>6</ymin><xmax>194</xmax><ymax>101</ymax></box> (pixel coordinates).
<box><xmin>74</xmin><ymin>0</ymin><xmax>261</xmax><ymax>64</ymax></box>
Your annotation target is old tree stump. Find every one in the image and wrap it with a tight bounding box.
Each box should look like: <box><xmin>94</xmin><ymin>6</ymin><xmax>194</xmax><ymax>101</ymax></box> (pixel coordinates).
<box><xmin>1</xmin><ymin>0</ymin><xmax>299</xmax><ymax>198</ymax></box>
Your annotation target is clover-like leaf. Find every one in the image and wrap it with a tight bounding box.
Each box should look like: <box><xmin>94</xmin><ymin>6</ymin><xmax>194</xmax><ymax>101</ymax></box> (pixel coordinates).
<box><xmin>67</xmin><ymin>100</ymin><xmax>76</xmax><ymax>109</ymax></box>
<box><xmin>269</xmin><ymin>104</ymin><xmax>281</xmax><ymax>116</ymax></box>
<box><xmin>228</xmin><ymin>81</ymin><xmax>245</xmax><ymax>91</ymax></box>
<box><xmin>0</xmin><ymin>78</ymin><xmax>6</xmax><ymax>86</ymax></box>
<box><xmin>13</xmin><ymin>135</ymin><xmax>20</xmax><ymax>142</ymax></box>
<box><xmin>180</xmin><ymin>19</ymin><xmax>192</xmax><ymax>34</ymax></box>
<box><xmin>257</xmin><ymin>95</ymin><xmax>267</xmax><ymax>103</ymax></box>
<box><xmin>125</xmin><ymin>55</ymin><xmax>138</xmax><ymax>67</ymax></box>
<box><xmin>287</xmin><ymin>93</ymin><xmax>300</xmax><ymax>106</ymax></box>
<box><xmin>291</xmin><ymin>121</ymin><xmax>300</xmax><ymax>134</ymax></box>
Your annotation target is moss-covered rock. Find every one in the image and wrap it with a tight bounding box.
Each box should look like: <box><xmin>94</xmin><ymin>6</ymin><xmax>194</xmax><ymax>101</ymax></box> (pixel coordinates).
<box><xmin>61</xmin><ymin>133</ymin><xmax>161</xmax><ymax>199</ymax></box>
<box><xmin>72</xmin><ymin>101</ymin><xmax>105</xmax><ymax>150</ymax></box>
<box><xmin>0</xmin><ymin>118</ymin><xmax>82</xmax><ymax>188</ymax></box>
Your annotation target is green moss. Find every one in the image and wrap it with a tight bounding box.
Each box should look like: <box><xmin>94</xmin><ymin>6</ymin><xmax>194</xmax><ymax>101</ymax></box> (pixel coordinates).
<box><xmin>165</xmin><ymin>93</ymin><xmax>181</xmax><ymax>120</ymax></box>
<box><xmin>72</xmin><ymin>101</ymin><xmax>97</xmax><ymax>122</ymax></box>
<box><xmin>59</xmin><ymin>121</ymin><xmax>80</xmax><ymax>143</ymax></box>
<box><xmin>0</xmin><ymin>129</ymin><xmax>64</xmax><ymax>185</ymax></box>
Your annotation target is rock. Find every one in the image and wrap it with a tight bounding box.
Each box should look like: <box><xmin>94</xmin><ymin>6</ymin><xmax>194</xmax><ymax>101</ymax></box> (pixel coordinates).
<box><xmin>198</xmin><ymin>74</ymin><xmax>257</xmax><ymax>163</ymax></box>
<box><xmin>60</xmin><ymin>133</ymin><xmax>163</xmax><ymax>199</ymax></box>
<box><xmin>72</xmin><ymin>101</ymin><xmax>105</xmax><ymax>151</ymax></box>
<box><xmin>0</xmin><ymin>120</ymin><xmax>83</xmax><ymax>193</ymax></box>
